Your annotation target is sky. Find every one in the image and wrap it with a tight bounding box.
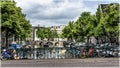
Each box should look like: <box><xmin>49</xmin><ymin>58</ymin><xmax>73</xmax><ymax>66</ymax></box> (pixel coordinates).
<box><xmin>15</xmin><ymin>0</ymin><xmax>119</xmax><ymax>27</ymax></box>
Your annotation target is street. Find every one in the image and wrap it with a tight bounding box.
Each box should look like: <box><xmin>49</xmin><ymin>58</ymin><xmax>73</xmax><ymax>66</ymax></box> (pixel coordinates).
<box><xmin>1</xmin><ymin>58</ymin><xmax>119</xmax><ymax>67</ymax></box>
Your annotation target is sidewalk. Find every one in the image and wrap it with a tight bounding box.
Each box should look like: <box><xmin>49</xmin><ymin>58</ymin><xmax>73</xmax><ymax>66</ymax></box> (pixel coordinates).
<box><xmin>1</xmin><ymin>58</ymin><xmax>119</xmax><ymax>67</ymax></box>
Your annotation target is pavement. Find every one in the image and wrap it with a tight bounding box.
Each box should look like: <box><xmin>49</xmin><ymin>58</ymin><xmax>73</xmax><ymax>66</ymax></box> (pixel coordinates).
<box><xmin>1</xmin><ymin>58</ymin><xmax>120</xmax><ymax>67</ymax></box>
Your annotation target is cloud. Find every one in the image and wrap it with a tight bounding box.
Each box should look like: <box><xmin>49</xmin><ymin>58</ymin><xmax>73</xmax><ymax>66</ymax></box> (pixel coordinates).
<box><xmin>15</xmin><ymin>0</ymin><xmax>119</xmax><ymax>27</ymax></box>
<box><xmin>25</xmin><ymin>0</ymin><xmax>86</xmax><ymax>20</ymax></box>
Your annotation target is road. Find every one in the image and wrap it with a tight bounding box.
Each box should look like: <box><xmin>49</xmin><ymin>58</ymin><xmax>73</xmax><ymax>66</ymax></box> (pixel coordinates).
<box><xmin>1</xmin><ymin>58</ymin><xmax>119</xmax><ymax>67</ymax></box>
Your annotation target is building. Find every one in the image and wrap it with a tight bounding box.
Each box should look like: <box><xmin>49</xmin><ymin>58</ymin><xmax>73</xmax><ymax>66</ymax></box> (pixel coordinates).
<box><xmin>50</xmin><ymin>25</ymin><xmax>66</xmax><ymax>41</ymax></box>
<box><xmin>32</xmin><ymin>26</ymin><xmax>40</xmax><ymax>41</ymax></box>
<box><xmin>28</xmin><ymin>25</ymin><xmax>66</xmax><ymax>41</ymax></box>
<box><xmin>99</xmin><ymin>3</ymin><xmax>118</xmax><ymax>13</ymax></box>
<box><xmin>50</xmin><ymin>25</ymin><xmax>65</xmax><ymax>34</ymax></box>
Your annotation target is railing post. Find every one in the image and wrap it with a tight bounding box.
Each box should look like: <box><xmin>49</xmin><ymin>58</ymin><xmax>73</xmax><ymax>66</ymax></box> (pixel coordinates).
<box><xmin>34</xmin><ymin>48</ymin><xmax>37</xmax><ymax>59</ymax></box>
<box><xmin>31</xmin><ymin>48</ymin><xmax>34</xmax><ymax>59</ymax></box>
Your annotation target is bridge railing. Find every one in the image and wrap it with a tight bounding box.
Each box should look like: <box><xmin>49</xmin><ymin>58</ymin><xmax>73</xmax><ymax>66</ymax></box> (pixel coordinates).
<box><xmin>16</xmin><ymin>47</ymin><xmax>70</xmax><ymax>59</ymax></box>
<box><xmin>13</xmin><ymin>44</ymin><xmax>120</xmax><ymax>59</ymax></box>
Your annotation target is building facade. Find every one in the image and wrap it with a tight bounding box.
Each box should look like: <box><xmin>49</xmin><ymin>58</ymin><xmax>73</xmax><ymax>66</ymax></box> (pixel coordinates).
<box><xmin>50</xmin><ymin>25</ymin><xmax>66</xmax><ymax>41</ymax></box>
<box><xmin>28</xmin><ymin>25</ymin><xmax>66</xmax><ymax>41</ymax></box>
<box><xmin>99</xmin><ymin>3</ymin><xmax>118</xmax><ymax>13</ymax></box>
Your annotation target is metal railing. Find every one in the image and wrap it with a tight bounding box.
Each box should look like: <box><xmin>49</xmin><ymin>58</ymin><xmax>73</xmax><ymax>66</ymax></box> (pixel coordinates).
<box><xmin>2</xmin><ymin>44</ymin><xmax>119</xmax><ymax>60</ymax></box>
<box><xmin>15</xmin><ymin>46</ymin><xmax>119</xmax><ymax>59</ymax></box>
<box><xmin>16</xmin><ymin>47</ymin><xmax>68</xmax><ymax>59</ymax></box>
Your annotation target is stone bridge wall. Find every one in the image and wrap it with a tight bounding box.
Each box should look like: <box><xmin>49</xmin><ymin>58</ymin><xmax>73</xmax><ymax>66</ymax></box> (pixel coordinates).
<box><xmin>26</xmin><ymin>41</ymin><xmax>64</xmax><ymax>48</ymax></box>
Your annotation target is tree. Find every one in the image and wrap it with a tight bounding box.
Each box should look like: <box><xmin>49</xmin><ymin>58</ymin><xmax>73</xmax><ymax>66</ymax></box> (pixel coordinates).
<box><xmin>95</xmin><ymin>3</ymin><xmax>119</xmax><ymax>44</ymax></box>
<box><xmin>62</xmin><ymin>12</ymin><xmax>96</xmax><ymax>42</ymax></box>
<box><xmin>1</xmin><ymin>0</ymin><xmax>32</xmax><ymax>47</ymax></box>
<box><xmin>77</xmin><ymin>12</ymin><xmax>96</xmax><ymax>43</ymax></box>
<box><xmin>51</xmin><ymin>28</ymin><xmax>58</xmax><ymax>41</ymax></box>
<box><xmin>73</xmin><ymin>12</ymin><xmax>96</xmax><ymax>42</ymax></box>
<box><xmin>62</xmin><ymin>3</ymin><xmax>119</xmax><ymax>44</ymax></box>
<box><xmin>20</xmin><ymin>20</ymin><xmax>32</xmax><ymax>41</ymax></box>
<box><xmin>36</xmin><ymin>26</ymin><xmax>45</xmax><ymax>40</ymax></box>
<box><xmin>104</xmin><ymin>4</ymin><xmax>119</xmax><ymax>44</ymax></box>
<box><xmin>36</xmin><ymin>26</ymin><xmax>59</xmax><ymax>41</ymax></box>
<box><xmin>62</xmin><ymin>21</ymin><xmax>76</xmax><ymax>41</ymax></box>
<box><xmin>73</xmin><ymin>19</ymin><xmax>85</xmax><ymax>42</ymax></box>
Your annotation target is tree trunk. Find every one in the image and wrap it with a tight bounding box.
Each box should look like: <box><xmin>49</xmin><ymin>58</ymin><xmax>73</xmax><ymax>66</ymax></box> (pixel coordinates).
<box><xmin>5</xmin><ymin>31</ymin><xmax>8</xmax><ymax>48</ymax></box>
<box><xmin>20</xmin><ymin>37</ymin><xmax>22</xmax><ymax>44</ymax></box>
<box><xmin>87</xmin><ymin>37</ymin><xmax>89</xmax><ymax>43</ymax></box>
<box><xmin>14</xmin><ymin>35</ymin><xmax>17</xmax><ymax>42</ymax></box>
<box><xmin>96</xmin><ymin>37</ymin><xmax>99</xmax><ymax>44</ymax></box>
<box><xmin>16</xmin><ymin>36</ymin><xmax>20</xmax><ymax>44</ymax></box>
<box><xmin>12</xmin><ymin>34</ymin><xmax>15</xmax><ymax>42</ymax></box>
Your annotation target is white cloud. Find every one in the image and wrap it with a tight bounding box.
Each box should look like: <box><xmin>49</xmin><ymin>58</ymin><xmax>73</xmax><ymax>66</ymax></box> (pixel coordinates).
<box><xmin>15</xmin><ymin>0</ymin><xmax>98</xmax><ymax>26</ymax></box>
<box><xmin>15</xmin><ymin>0</ymin><xmax>53</xmax><ymax>7</ymax></box>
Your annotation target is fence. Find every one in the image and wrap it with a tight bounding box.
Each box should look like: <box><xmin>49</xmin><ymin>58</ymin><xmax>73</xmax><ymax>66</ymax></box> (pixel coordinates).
<box><xmin>9</xmin><ymin>45</ymin><xmax>120</xmax><ymax>59</ymax></box>
<box><xmin>16</xmin><ymin>47</ymin><xmax>119</xmax><ymax>59</ymax></box>
<box><xmin>16</xmin><ymin>47</ymin><xmax>70</xmax><ymax>59</ymax></box>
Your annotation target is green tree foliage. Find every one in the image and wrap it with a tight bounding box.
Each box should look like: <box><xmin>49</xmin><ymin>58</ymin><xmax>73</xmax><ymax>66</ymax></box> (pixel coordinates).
<box><xmin>95</xmin><ymin>3</ymin><xmax>119</xmax><ymax>43</ymax></box>
<box><xmin>77</xmin><ymin>12</ymin><xmax>96</xmax><ymax>42</ymax></box>
<box><xmin>104</xmin><ymin>3</ymin><xmax>119</xmax><ymax>43</ymax></box>
<box><xmin>62</xmin><ymin>21</ymin><xmax>76</xmax><ymax>41</ymax></box>
<box><xmin>1</xmin><ymin>0</ymin><xmax>32</xmax><ymax>47</ymax></box>
<box><xmin>36</xmin><ymin>26</ymin><xmax>58</xmax><ymax>41</ymax></box>
<box><xmin>62</xmin><ymin>12</ymin><xmax>96</xmax><ymax>42</ymax></box>
<box><xmin>36</xmin><ymin>26</ymin><xmax>45</xmax><ymax>40</ymax></box>
<box><xmin>62</xmin><ymin>3</ymin><xmax>119</xmax><ymax>44</ymax></box>
<box><xmin>51</xmin><ymin>28</ymin><xmax>58</xmax><ymax>38</ymax></box>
